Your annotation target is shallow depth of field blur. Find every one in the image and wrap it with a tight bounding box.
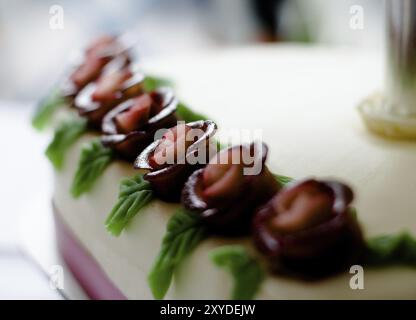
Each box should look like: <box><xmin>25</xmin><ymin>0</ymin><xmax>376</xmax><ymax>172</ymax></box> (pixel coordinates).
<box><xmin>0</xmin><ymin>0</ymin><xmax>381</xmax><ymax>299</ymax></box>
<box><xmin>0</xmin><ymin>0</ymin><xmax>382</xmax><ymax>101</ymax></box>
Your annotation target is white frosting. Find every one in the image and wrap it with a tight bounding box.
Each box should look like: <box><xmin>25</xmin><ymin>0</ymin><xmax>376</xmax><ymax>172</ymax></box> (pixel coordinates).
<box><xmin>54</xmin><ymin>46</ymin><xmax>416</xmax><ymax>299</ymax></box>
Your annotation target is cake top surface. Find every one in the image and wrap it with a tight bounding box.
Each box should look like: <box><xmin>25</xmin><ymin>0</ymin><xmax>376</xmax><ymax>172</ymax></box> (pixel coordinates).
<box><xmin>143</xmin><ymin>45</ymin><xmax>415</xmax><ymax>236</ymax></box>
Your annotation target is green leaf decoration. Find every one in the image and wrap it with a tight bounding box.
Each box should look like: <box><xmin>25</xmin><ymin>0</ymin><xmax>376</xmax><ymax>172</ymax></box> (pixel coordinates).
<box><xmin>176</xmin><ymin>102</ymin><xmax>210</xmax><ymax>123</ymax></box>
<box><xmin>32</xmin><ymin>88</ymin><xmax>66</xmax><ymax>131</ymax></box>
<box><xmin>143</xmin><ymin>75</ymin><xmax>173</xmax><ymax>92</ymax></box>
<box><xmin>210</xmin><ymin>245</ymin><xmax>264</xmax><ymax>300</ymax></box>
<box><xmin>105</xmin><ymin>174</ymin><xmax>154</xmax><ymax>236</ymax></box>
<box><xmin>70</xmin><ymin>139</ymin><xmax>114</xmax><ymax>198</ymax></box>
<box><xmin>45</xmin><ymin>117</ymin><xmax>87</xmax><ymax>170</ymax></box>
<box><xmin>273</xmin><ymin>174</ymin><xmax>294</xmax><ymax>187</ymax></box>
<box><xmin>349</xmin><ymin>207</ymin><xmax>358</xmax><ymax>219</ymax></box>
<box><xmin>364</xmin><ymin>231</ymin><xmax>416</xmax><ymax>267</ymax></box>
<box><xmin>148</xmin><ymin>209</ymin><xmax>206</xmax><ymax>299</ymax></box>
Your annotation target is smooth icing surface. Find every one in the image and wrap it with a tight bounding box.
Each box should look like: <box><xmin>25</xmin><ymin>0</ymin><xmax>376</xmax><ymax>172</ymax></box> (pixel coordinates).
<box><xmin>53</xmin><ymin>46</ymin><xmax>416</xmax><ymax>299</ymax></box>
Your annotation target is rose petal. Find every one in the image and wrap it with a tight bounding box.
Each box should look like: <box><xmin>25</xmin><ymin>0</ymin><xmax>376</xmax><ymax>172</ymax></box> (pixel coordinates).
<box><xmin>182</xmin><ymin>143</ymin><xmax>278</xmax><ymax>235</ymax></box>
<box><xmin>85</xmin><ymin>35</ymin><xmax>116</xmax><ymax>57</ymax></box>
<box><xmin>101</xmin><ymin>88</ymin><xmax>178</xmax><ymax>160</ymax></box>
<box><xmin>150</xmin><ymin>124</ymin><xmax>192</xmax><ymax>168</ymax></box>
<box><xmin>203</xmin><ymin>164</ymin><xmax>244</xmax><ymax>200</ymax></box>
<box><xmin>92</xmin><ymin>69</ymin><xmax>132</xmax><ymax>101</ymax></box>
<box><xmin>202</xmin><ymin>148</ymin><xmax>234</xmax><ymax>187</ymax></box>
<box><xmin>270</xmin><ymin>191</ymin><xmax>333</xmax><ymax>233</ymax></box>
<box><xmin>70</xmin><ymin>56</ymin><xmax>105</xmax><ymax>89</ymax></box>
<box><xmin>135</xmin><ymin>120</ymin><xmax>217</xmax><ymax>202</ymax></box>
<box><xmin>115</xmin><ymin>94</ymin><xmax>152</xmax><ymax>133</ymax></box>
<box><xmin>253</xmin><ymin>179</ymin><xmax>364</xmax><ymax>277</ymax></box>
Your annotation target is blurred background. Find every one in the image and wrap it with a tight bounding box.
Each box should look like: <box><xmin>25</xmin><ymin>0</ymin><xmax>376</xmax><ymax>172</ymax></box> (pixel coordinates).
<box><xmin>0</xmin><ymin>0</ymin><xmax>382</xmax><ymax>101</ymax></box>
<box><xmin>0</xmin><ymin>0</ymin><xmax>382</xmax><ymax>299</ymax></box>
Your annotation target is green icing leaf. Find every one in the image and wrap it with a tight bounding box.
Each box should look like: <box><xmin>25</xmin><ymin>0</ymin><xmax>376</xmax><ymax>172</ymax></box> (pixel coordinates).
<box><xmin>105</xmin><ymin>174</ymin><xmax>154</xmax><ymax>236</ymax></box>
<box><xmin>210</xmin><ymin>245</ymin><xmax>264</xmax><ymax>300</ymax></box>
<box><xmin>143</xmin><ymin>75</ymin><xmax>173</xmax><ymax>92</ymax></box>
<box><xmin>32</xmin><ymin>88</ymin><xmax>66</xmax><ymax>131</ymax></box>
<box><xmin>176</xmin><ymin>102</ymin><xmax>210</xmax><ymax>123</ymax></box>
<box><xmin>364</xmin><ymin>231</ymin><xmax>416</xmax><ymax>266</ymax></box>
<box><xmin>273</xmin><ymin>174</ymin><xmax>294</xmax><ymax>187</ymax></box>
<box><xmin>70</xmin><ymin>139</ymin><xmax>114</xmax><ymax>198</ymax></box>
<box><xmin>148</xmin><ymin>209</ymin><xmax>206</xmax><ymax>299</ymax></box>
<box><xmin>45</xmin><ymin>117</ymin><xmax>87</xmax><ymax>170</ymax></box>
<box><xmin>349</xmin><ymin>207</ymin><xmax>358</xmax><ymax>219</ymax></box>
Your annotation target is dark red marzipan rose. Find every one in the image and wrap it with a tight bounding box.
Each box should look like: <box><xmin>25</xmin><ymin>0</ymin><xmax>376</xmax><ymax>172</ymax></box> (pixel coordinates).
<box><xmin>181</xmin><ymin>142</ymin><xmax>279</xmax><ymax>236</ymax></box>
<box><xmin>61</xmin><ymin>35</ymin><xmax>131</xmax><ymax>99</ymax></box>
<box><xmin>70</xmin><ymin>36</ymin><xmax>117</xmax><ymax>88</ymax></box>
<box><xmin>100</xmin><ymin>88</ymin><xmax>178</xmax><ymax>161</ymax></box>
<box><xmin>134</xmin><ymin>120</ymin><xmax>217</xmax><ymax>202</ymax></box>
<box><xmin>253</xmin><ymin>179</ymin><xmax>364</xmax><ymax>278</ymax></box>
<box><xmin>74</xmin><ymin>69</ymin><xmax>144</xmax><ymax>129</ymax></box>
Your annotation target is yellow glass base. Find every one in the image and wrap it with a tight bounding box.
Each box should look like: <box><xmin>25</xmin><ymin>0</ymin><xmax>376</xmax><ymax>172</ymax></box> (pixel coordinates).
<box><xmin>358</xmin><ymin>92</ymin><xmax>416</xmax><ymax>140</ymax></box>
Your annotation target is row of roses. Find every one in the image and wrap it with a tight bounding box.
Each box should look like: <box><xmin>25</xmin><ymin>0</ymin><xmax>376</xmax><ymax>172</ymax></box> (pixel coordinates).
<box><xmin>37</xmin><ymin>35</ymin><xmax>415</xmax><ymax>300</ymax></box>
<box><xmin>58</xmin><ymin>35</ymin><xmax>364</xmax><ymax>279</ymax></box>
